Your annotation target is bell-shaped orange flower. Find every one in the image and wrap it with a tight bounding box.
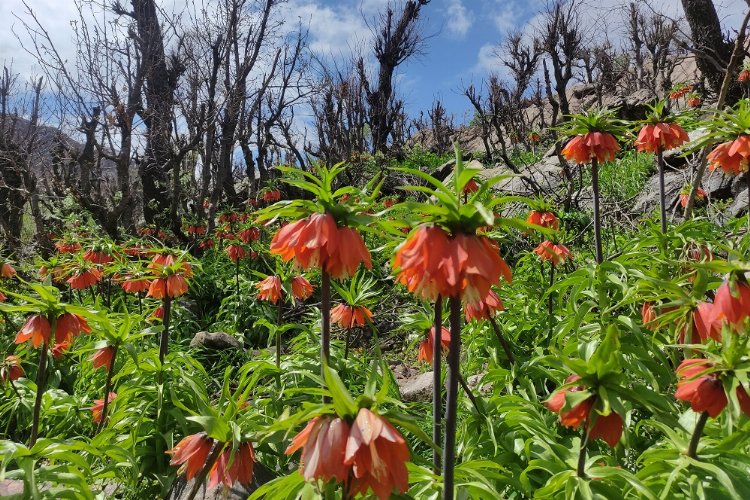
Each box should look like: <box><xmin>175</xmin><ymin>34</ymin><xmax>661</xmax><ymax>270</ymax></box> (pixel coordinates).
<box><xmin>238</xmin><ymin>227</ymin><xmax>261</xmax><ymax>243</ymax></box>
<box><xmin>0</xmin><ymin>291</ymin><xmax>5</xmax><ymax>302</ymax></box>
<box><xmin>675</xmin><ymin>359</ymin><xmax>727</xmax><ymax>417</ymax></box>
<box><xmin>208</xmin><ymin>442</ymin><xmax>255</xmax><ymax>489</ymax></box>
<box><xmin>394</xmin><ymin>225</ymin><xmax>512</xmax><ymax>306</ymax></box>
<box><xmin>226</xmin><ymin>244</ymin><xmax>247</xmax><ymax>262</ymax></box>
<box><xmin>122</xmin><ymin>277</ymin><xmax>151</xmax><ymax>294</ymax></box>
<box><xmin>256</xmin><ymin>276</ymin><xmax>282</xmax><ymax>304</ymax></box>
<box><xmin>712</xmin><ymin>280</ymin><xmax>750</xmax><ymax>332</ymax></box>
<box><xmin>15</xmin><ymin>315</ymin><xmax>51</xmax><ymax>348</ymax></box>
<box><xmin>330</xmin><ymin>304</ymin><xmax>372</xmax><ymax>329</ymax></box>
<box><xmin>1</xmin><ymin>262</ymin><xmax>16</xmax><ymax>278</ymax></box>
<box><xmin>1</xmin><ymin>355</ymin><xmax>24</xmax><ymax>382</ymax></box>
<box><xmin>462</xmin><ymin>179</ymin><xmax>479</xmax><ymax>194</ymax></box>
<box><xmin>166</xmin><ymin>432</ymin><xmax>215</xmax><ymax>481</ymax></box>
<box><xmin>91</xmin><ymin>391</ymin><xmax>117</xmax><ymax>424</ymax></box>
<box><xmin>55</xmin><ymin>241</ymin><xmax>81</xmax><ymax>253</ymax></box>
<box><xmin>545</xmin><ymin>375</ymin><xmax>623</xmax><ymax>447</ymax></box>
<box><xmin>562</xmin><ymin>132</ymin><xmax>620</xmax><ymax>164</ymax></box>
<box><xmin>148</xmin><ymin>274</ymin><xmax>189</xmax><ymax>299</ymax></box>
<box><xmin>464</xmin><ymin>289</ymin><xmax>504</xmax><ymax>322</ymax></box>
<box><xmin>738</xmin><ymin>70</ymin><xmax>750</xmax><ymax>83</ymax></box>
<box><xmin>291</xmin><ymin>276</ymin><xmax>313</xmax><ymax>300</ymax></box>
<box><xmin>680</xmin><ymin>187</ymin><xmax>706</xmax><ymax>207</ymax></box>
<box><xmin>54</xmin><ymin>313</ymin><xmax>91</xmax><ymax>345</ymax></box>
<box><xmin>526</xmin><ymin>210</ymin><xmax>559</xmax><ymax>230</ymax></box>
<box><xmin>417</xmin><ymin>326</ymin><xmax>451</xmax><ymax>363</ymax></box>
<box><xmin>91</xmin><ymin>346</ymin><xmax>116</xmax><ymax>371</ymax></box>
<box><xmin>84</xmin><ymin>250</ymin><xmax>113</xmax><ymax>264</ymax></box>
<box><xmin>68</xmin><ymin>268</ymin><xmax>103</xmax><ymax>289</ymax></box>
<box><xmin>285</xmin><ymin>415</ymin><xmax>351</xmax><ymax>483</ymax></box>
<box><xmin>708</xmin><ymin>136</ymin><xmax>750</xmax><ymax>175</ymax></box>
<box><xmin>344</xmin><ymin>408</ymin><xmax>409</xmax><ymax>500</ymax></box>
<box><xmin>635</xmin><ymin>123</ymin><xmax>689</xmax><ymax>153</ymax></box>
<box><xmin>270</xmin><ymin>213</ymin><xmax>371</xmax><ymax>279</ymax></box>
<box><xmin>534</xmin><ymin>240</ymin><xmax>573</xmax><ymax>266</ymax></box>
<box><xmin>641</xmin><ymin>303</ymin><xmax>657</xmax><ymax>331</ymax></box>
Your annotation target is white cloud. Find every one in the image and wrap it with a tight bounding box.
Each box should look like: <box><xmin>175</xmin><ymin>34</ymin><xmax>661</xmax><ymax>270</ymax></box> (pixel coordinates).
<box><xmin>445</xmin><ymin>0</ymin><xmax>473</xmax><ymax>38</ymax></box>
<box><xmin>288</xmin><ymin>1</ymin><xmax>371</xmax><ymax>57</ymax></box>
<box><xmin>473</xmin><ymin>43</ymin><xmax>501</xmax><ymax>75</ymax></box>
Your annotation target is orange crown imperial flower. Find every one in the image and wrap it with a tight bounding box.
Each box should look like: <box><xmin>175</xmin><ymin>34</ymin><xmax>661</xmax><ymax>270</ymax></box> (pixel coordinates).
<box><xmin>330</xmin><ymin>304</ymin><xmax>373</xmax><ymax>329</ymax></box>
<box><xmin>674</xmin><ymin>359</ymin><xmax>729</xmax><ymax>417</ymax></box>
<box><xmin>285</xmin><ymin>415</ymin><xmax>351</xmax><ymax>483</ymax></box>
<box><xmin>91</xmin><ymin>392</ymin><xmax>117</xmax><ymax>424</ymax></box>
<box><xmin>15</xmin><ymin>315</ymin><xmax>51</xmax><ymax>348</ymax></box>
<box><xmin>464</xmin><ymin>289</ymin><xmax>504</xmax><ymax>322</ymax></box>
<box><xmin>122</xmin><ymin>277</ymin><xmax>151</xmax><ymax>294</ymax></box>
<box><xmin>562</xmin><ymin>132</ymin><xmax>620</xmax><ymax>164</ymax></box>
<box><xmin>394</xmin><ymin>225</ymin><xmax>512</xmax><ymax>306</ymax></box>
<box><xmin>526</xmin><ymin>210</ymin><xmax>559</xmax><ymax>231</ymax></box>
<box><xmin>707</xmin><ymin>136</ymin><xmax>750</xmax><ymax>175</ymax></box>
<box><xmin>91</xmin><ymin>346</ymin><xmax>116</xmax><ymax>371</ymax></box>
<box><xmin>1</xmin><ymin>262</ymin><xmax>16</xmax><ymax>278</ymax></box>
<box><xmin>290</xmin><ymin>276</ymin><xmax>314</xmax><ymax>300</ymax></box>
<box><xmin>256</xmin><ymin>276</ymin><xmax>282</xmax><ymax>304</ymax></box>
<box><xmin>534</xmin><ymin>240</ymin><xmax>573</xmax><ymax>267</ymax></box>
<box><xmin>68</xmin><ymin>268</ymin><xmax>103</xmax><ymax>290</ymax></box>
<box><xmin>635</xmin><ymin>122</ymin><xmax>689</xmax><ymax>153</ymax></box>
<box><xmin>208</xmin><ymin>442</ymin><xmax>255</xmax><ymax>489</ymax></box>
<box><xmin>344</xmin><ymin>408</ymin><xmax>409</xmax><ymax>500</ymax></box>
<box><xmin>226</xmin><ymin>243</ymin><xmax>248</xmax><ymax>263</ymax></box>
<box><xmin>270</xmin><ymin>212</ymin><xmax>371</xmax><ymax>279</ymax></box>
<box><xmin>545</xmin><ymin>375</ymin><xmax>623</xmax><ymax>447</ymax></box>
<box><xmin>166</xmin><ymin>432</ymin><xmax>214</xmax><ymax>481</ymax></box>
<box><xmin>1</xmin><ymin>355</ymin><xmax>24</xmax><ymax>383</ymax></box>
<box><xmin>418</xmin><ymin>325</ymin><xmax>451</xmax><ymax>363</ymax></box>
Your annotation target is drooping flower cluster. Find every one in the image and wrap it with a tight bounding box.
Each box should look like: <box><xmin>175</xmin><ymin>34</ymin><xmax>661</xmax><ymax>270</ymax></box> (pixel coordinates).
<box><xmin>285</xmin><ymin>408</ymin><xmax>409</xmax><ymax>500</ymax></box>
<box><xmin>534</xmin><ymin>240</ymin><xmax>573</xmax><ymax>267</ymax></box>
<box><xmin>147</xmin><ymin>254</ymin><xmax>192</xmax><ymax>299</ymax></box>
<box><xmin>635</xmin><ymin>122</ymin><xmax>689</xmax><ymax>153</ymax></box>
<box><xmin>417</xmin><ymin>326</ymin><xmax>450</xmax><ymax>363</ymax></box>
<box><xmin>464</xmin><ymin>289</ymin><xmax>504</xmax><ymax>322</ymax></box>
<box><xmin>561</xmin><ymin>132</ymin><xmax>620</xmax><ymax>164</ymax></box>
<box><xmin>331</xmin><ymin>304</ymin><xmax>373</xmax><ymax>329</ymax></box>
<box><xmin>166</xmin><ymin>433</ymin><xmax>256</xmax><ymax>490</ymax></box>
<box><xmin>15</xmin><ymin>312</ymin><xmax>91</xmax><ymax>353</ymax></box>
<box><xmin>271</xmin><ymin>213</ymin><xmax>371</xmax><ymax>279</ymax></box>
<box><xmin>545</xmin><ymin>375</ymin><xmax>623</xmax><ymax>447</ymax></box>
<box><xmin>1</xmin><ymin>355</ymin><xmax>24</xmax><ymax>383</ymax></box>
<box><xmin>708</xmin><ymin>135</ymin><xmax>750</xmax><ymax>175</ymax></box>
<box><xmin>526</xmin><ymin>210</ymin><xmax>559</xmax><ymax>231</ymax></box>
<box><xmin>675</xmin><ymin>360</ymin><xmax>750</xmax><ymax>418</ymax></box>
<box><xmin>91</xmin><ymin>392</ymin><xmax>117</xmax><ymax>424</ymax></box>
<box><xmin>393</xmin><ymin>225</ymin><xmax>512</xmax><ymax>306</ymax></box>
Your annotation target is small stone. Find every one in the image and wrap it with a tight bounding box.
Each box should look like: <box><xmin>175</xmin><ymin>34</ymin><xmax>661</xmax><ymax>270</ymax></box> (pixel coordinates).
<box><xmin>190</xmin><ymin>332</ymin><xmax>243</xmax><ymax>351</ymax></box>
<box><xmin>398</xmin><ymin>371</ymin><xmax>435</xmax><ymax>402</ymax></box>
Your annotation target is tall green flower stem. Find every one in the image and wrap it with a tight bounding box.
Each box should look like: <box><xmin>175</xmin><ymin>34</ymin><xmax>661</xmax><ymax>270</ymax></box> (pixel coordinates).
<box><xmin>657</xmin><ymin>149</ymin><xmax>668</xmax><ymax>234</ymax></box>
<box><xmin>591</xmin><ymin>157</ymin><xmax>603</xmax><ymax>264</ymax></box>
<box><xmin>488</xmin><ymin>316</ymin><xmax>514</xmax><ymax>364</ymax></box>
<box><xmin>321</xmin><ymin>271</ymin><xmax>331</xmax><ymax>403</ymax></box>
<box><xmin>186</xmin><ymin>441</ymin><xmax>223</xmax><ymax>500</ymax></box>
<box><xmin>29</xmin><ymin>336</ymin><xmax>50</xmax><ymax>447</ymax></box>
<box><xmin>96</xmin><ymin>346</ymin><xmax>118</xmax><ymax>434</ymax></box>
<box><xmin>235</xmin><ymin>260</ymin><xmax>240</xmax><ymax>296</ymax></box>
<box><xmin>442</xmin><ymin>297</ymin><xmax>462</xmax><ymax>499</ymax></box>
<box><xmin>547</xmin><ymin>262</ymin><xmax>555</xmax><ymax>337</ymax></box>
<box><xmin>158</xmin><ymin>297</ymin><xmax>173</xmax><ymax>365</ymax></box>
<box><xmin>577</xmin><ymin>431</ymin><xmax>589</xmax><ymax>478</ymax></box>
<box><xmin>276</xmin><ymin>301</ymin><xmax>283</xmax><ymax>369</ymax></box>
<box><xmin>687</xmin><ymin>411</ymin><xmax>710</xmax><ymax>459</ymax></box>
<box><xmin>433</xmin><ymin>296</ymin><xmax>443</xmax><ymax>474</ymax></box>
<box><xmin>457</xmin><ymin>371</ymin><xmax>482</xmax><ymax>415</ymax></box>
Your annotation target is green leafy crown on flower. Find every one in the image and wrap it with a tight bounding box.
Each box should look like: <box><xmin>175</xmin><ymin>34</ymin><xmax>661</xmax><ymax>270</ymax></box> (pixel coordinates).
<box><xmin>558</xmin><ymin>107</ymin><xmax>630</xmax><ymax>139</ymax></box>
<box><xmin>255</xmin><ymin>163</ymin><xmax>382</xmax><ymax>229</ymax></box>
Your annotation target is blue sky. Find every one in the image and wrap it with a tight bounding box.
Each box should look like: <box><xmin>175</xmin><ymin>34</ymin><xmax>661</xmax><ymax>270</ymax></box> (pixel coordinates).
<box><xmin>1</xmin><ymin>0</ymin><xmax>745</xmax><ymax>127</ymax></box>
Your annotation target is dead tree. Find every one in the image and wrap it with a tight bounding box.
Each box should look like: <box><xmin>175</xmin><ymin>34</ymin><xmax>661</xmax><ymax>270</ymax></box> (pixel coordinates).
<box><xmin>680</xmin><ymin>0</ymin><xmax>735</xmax><ymax>98</ymax></box>
<box><xmin>365</xmin><ymin>0</ymin><xmax>430</xmax><ymax>154</ymax></box>
<box><xmin>537</xmin><ymin>0</ymin><xmax>582</xmax><ymax>118</ymax></box>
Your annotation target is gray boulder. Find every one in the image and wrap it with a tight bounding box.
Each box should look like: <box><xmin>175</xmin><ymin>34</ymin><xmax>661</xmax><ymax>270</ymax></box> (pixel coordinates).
<box><xmin>398</xmin><ymin>371</ymin><xmax>435</xmax><ymax>403</ymax></box>
<box><xmin>190</xmin><ymin>332</ymin><xmax>243</xmax><ymax>351</ymax></box>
